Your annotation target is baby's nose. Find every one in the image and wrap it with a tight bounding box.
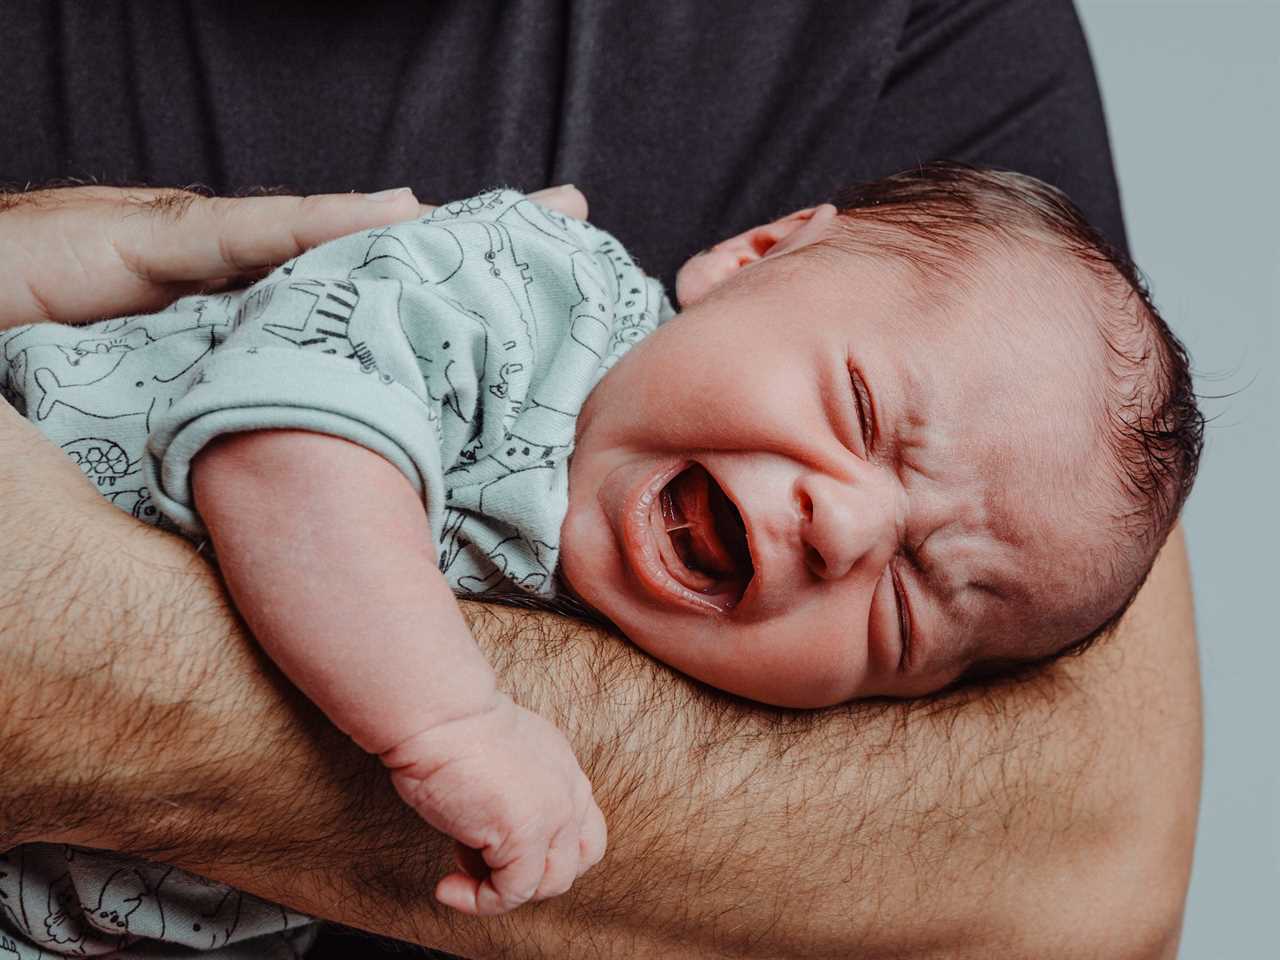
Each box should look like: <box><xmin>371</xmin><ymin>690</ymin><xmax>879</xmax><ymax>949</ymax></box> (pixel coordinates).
<box><xmin>795</xmin><ymin>472</ymin><xmax>896</xmax><ymax>581</ymax></box>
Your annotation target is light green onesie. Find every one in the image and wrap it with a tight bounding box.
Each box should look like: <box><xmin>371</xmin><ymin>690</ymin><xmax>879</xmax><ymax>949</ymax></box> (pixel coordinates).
<box><xmin>0</xmin><ymin>189</ymin><xmax>672</xmax><ymax>958</ymax></box>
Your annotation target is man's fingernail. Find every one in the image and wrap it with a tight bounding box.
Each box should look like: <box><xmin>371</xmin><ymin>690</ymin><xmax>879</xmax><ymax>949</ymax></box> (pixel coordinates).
<box><xmin>555</xmin><ymin>183</ymin><xmax>577</xmax><ymax>193</ymax></box>
<box><xmin>368</xmin><ymin>187</ymin><xmax>415</xmax><ymax>202</ymax></box>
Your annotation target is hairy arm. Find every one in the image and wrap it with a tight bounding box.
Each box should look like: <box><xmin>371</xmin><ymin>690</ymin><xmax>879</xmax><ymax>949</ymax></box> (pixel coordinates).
<box><xmin>0</xmin><ymin>404</ymin><xmax>1198</xmax><ymax>959</ymax></box>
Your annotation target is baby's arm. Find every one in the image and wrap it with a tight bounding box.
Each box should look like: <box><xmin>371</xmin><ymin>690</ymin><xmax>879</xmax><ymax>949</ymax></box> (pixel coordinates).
<box><xmin>190</xmin><ymin>428</ymin><xmax>606</xmax><ymax>914</ymax></box>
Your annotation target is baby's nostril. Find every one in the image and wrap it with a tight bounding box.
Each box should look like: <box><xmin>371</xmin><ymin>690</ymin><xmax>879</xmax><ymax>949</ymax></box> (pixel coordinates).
<box><xmin>797</xmin><ymin>490</ymin><xmax>814</xmax><ymax>522</ymax></box>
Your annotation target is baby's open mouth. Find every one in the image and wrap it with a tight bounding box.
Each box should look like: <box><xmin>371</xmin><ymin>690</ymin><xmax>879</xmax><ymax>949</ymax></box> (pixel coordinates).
<box><xmin>651</xmin><ymin>463</ymin><xmax>753</xmax><ymax>605</ymax></box>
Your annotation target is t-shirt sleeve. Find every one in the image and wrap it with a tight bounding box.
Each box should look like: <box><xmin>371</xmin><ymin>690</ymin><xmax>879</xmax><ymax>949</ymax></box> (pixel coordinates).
<box><xmin>144</xmin><ymin>274</ymin><xmax>446</xmax><ymax>539</ymax></box>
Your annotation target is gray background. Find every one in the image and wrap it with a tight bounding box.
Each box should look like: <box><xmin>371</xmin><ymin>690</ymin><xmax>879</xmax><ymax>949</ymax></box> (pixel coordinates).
<box><xmin>1075</xmin><ymin>1</ymin><xmax>1279</xmax><ymax>955</ymax></box>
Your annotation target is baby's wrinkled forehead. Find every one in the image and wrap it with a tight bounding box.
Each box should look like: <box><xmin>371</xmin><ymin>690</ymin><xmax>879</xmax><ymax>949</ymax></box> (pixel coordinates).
<box><xmin>797</xmin><ymin>224</ymin><xmax>1110</xmax><ymax>336</ymax></box>
<box><xmin>810</xmin><ymin>238</ymin><xmax>1118</xmax><ymax>415</ymax></box>
<box><xmin>926</xmin><ymin>235</ymin><xmax>1113</xmax><ymax>339</ymax></box>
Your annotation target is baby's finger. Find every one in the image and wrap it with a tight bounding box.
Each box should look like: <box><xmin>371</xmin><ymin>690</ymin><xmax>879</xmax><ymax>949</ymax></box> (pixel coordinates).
<box><xmin>475</xmin><ymin>846</ymin><xmax>546</xmax><ymax>915</ymax></box>
<box><xmin>434</xmin><ymin>870</ymin><xmax>485</xmax><ymax>916</ymax></box>
<box><xmin>115</xmin><ymin>189</ymin><xmax>421</xmax><ymax>283</ymax></box>
<box><xmin>528</xmin><ymin>184</ymin><xmax>588</xmax><ymax>220</ymax></box>
<box><xmin>533</xmin><ymin>822</ymin><xmax>580</xmax><ymax>901</ymax></box>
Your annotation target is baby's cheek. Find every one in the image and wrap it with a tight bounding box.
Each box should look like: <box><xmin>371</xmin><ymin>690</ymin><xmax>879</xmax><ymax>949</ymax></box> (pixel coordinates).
<box><xmin>744</xmin><ymin>634</ymin><xmax>868</xmax><ymax>708</ymax></box>
<box><xmin>557</xmin><ymin>510</ymin><xmax>612</xmax><ymax>611</ymax></box>
<box><xmin>809</xmin><ymin>642</ymin><xmax>873</xmax><ymax>706</ymax></box>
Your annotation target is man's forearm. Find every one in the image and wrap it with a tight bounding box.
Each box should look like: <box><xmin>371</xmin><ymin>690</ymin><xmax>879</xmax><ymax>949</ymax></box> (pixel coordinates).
<box><xmin>466</xmin><ymin>531</ymin><xmax>1200</xmax><ymax>960</ymax></box>
<box><xmin>0</xmin><ymin>416</ymin><xmax>1199</xmax><ymax>958</ymax></box>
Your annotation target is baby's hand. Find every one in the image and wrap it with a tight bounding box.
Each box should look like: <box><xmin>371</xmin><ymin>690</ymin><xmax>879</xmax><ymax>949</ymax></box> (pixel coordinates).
<box><xmin>381</xmin><ymin>694</ymin><xmax>607</xmax><ymax>915</ymax></box>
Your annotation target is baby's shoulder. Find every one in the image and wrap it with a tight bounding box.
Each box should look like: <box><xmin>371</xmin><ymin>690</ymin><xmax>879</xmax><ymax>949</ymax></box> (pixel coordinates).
<box><xmin>425</xmin><ymin>189</ymin><xmax>640</xmax><ymax>269</ymax></box>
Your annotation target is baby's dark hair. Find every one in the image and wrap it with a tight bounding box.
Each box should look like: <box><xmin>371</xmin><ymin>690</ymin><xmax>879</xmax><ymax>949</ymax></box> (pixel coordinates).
<box><xmin>810</xmin><ymin>161</ymin><xmax>1203</xmax><ymax>672</ymax></box>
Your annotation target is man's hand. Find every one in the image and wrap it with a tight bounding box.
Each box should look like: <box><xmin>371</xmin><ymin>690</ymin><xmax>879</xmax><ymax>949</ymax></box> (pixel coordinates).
<box><xmin>0</xmin><ymin>185</ymin><xmax>420</xmax><ymax>325</ymax></box>
<box><xmin>0</xmin><ymin>182</ymin><xmax>588</xmax><ymax>328</ymax></box>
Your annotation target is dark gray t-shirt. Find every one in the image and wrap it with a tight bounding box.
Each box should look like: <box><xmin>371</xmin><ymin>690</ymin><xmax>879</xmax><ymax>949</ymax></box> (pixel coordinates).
<box><xmin>0</xmin><ymin>0</ymin><xmax>1128</xmax><ymax>291</ymax></box>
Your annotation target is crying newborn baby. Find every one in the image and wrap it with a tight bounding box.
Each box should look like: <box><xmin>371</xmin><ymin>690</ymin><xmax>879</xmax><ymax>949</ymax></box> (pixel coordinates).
<box><xmin>0</xmin><ymin>162</ymin><xmax>1203</xmax><ymax>916</ymax></box>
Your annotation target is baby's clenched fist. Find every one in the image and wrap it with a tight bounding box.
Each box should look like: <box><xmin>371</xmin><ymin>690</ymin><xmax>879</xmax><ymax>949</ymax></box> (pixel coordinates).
<box><xmin>380</xmin><ymin>693</ymin><xmax>607</xmax><ymax>915</ymax></box>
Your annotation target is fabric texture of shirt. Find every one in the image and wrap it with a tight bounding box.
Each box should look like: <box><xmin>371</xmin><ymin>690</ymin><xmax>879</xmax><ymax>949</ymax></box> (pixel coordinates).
<box><xmin>0</xmin><ymin>189</ymin><xmax>671</xmax><ymax>957</ymax></box>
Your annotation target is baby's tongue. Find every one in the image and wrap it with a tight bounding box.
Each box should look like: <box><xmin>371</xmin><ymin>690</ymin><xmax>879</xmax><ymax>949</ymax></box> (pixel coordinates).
<box><xmin>667</xmin><ymin>465</ymin><xmax>739</xmax><ymax>578</ymax></box>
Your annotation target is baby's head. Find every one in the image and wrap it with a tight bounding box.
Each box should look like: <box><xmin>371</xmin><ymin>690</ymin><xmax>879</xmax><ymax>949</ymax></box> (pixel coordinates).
<box><xmin>559</xmin><ymin>162</ymin><xmax>1202</xmax><ymax>707</ymax></box>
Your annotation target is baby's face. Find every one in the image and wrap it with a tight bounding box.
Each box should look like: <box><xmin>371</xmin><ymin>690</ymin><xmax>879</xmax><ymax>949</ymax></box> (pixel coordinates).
<box><xmin>560</xmin><ymin>215</ymin><xmax>1117</xmax><ymax>707</ymax></box>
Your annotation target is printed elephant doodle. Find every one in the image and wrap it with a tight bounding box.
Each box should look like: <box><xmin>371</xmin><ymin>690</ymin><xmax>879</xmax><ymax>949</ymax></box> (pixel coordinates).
<box><xmin>399</xmin><ymin>295</ymin><xmax>492</xmax><ymax>431</ymax></box>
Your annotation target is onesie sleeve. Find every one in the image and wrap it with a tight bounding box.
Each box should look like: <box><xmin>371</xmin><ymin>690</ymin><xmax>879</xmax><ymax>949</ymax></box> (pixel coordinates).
<box><xmin>144</xmin><ymin>187</ymin><xmax>670</xmax><ymax>544</ymax></box>
<box><xmin>144</xmin><ymin>274</ymin><xmax>446</xmax><ymax>539</ymax></box>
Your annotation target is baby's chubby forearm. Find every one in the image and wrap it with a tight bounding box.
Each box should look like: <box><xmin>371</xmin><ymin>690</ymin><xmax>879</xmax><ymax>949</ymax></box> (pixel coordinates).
<box><xmin>191</xmin><ymin>428</ymin><xmax>606</xmax><ymax>913</ymax></box>
<box><xmin>191</xmin><ymin>428</ymin><xmax>497</xmax><ymax>752</ymax></box>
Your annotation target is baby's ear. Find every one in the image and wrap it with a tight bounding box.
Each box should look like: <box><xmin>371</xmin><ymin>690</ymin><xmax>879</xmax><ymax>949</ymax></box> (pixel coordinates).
<box><xmin>675</xmin><ymin>204</ymin><xmax>837</xmax><ymax>308</ymax></box>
